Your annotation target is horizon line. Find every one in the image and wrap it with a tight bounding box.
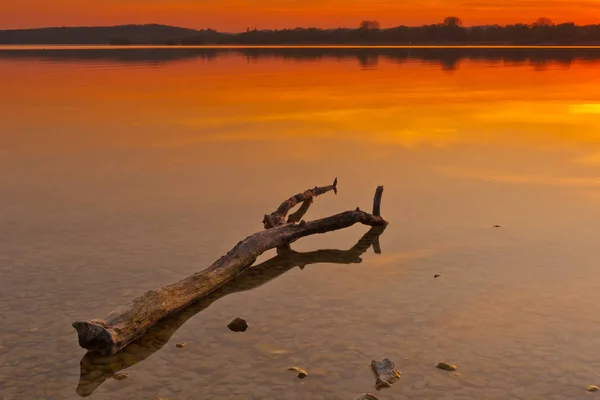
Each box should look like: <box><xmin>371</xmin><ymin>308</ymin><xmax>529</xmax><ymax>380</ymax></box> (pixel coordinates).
<box><xmin>2</xmin><ymin>19</ymin><xmax>599</xmax><ymax>33</ymax></box>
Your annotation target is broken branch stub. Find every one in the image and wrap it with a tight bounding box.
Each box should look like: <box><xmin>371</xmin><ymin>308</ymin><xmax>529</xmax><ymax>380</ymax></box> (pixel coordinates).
<box><xmin>73</xmin><ymin>181</ymin><xmax>386</xmax><ymax>356</ymax></box>
<box><xmin>373</xmin><ymin>186</ymin><xmax>384</xmax><ymax>217</ymax></box>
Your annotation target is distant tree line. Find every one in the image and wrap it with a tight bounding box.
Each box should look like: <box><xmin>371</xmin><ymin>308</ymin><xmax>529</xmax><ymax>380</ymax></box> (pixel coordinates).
<box><xmin>2</xmin><ymin>19</ymin><xmax>600</xmax><ymax>45</ymax></box>
<box><xmin>169</xmin><ymin>18</ymin><xmax>600</xmax><ymax>45</ymax></box>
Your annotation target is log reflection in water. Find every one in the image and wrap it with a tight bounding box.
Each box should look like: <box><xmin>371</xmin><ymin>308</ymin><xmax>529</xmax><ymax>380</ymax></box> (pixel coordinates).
<box><xmin>75</xmin><ymin>225</ymin><xmax>387</xmax><ymax>397</ymax></box>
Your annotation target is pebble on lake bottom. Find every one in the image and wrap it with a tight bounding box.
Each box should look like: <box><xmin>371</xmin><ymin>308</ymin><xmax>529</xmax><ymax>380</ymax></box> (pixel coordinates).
<box><xmin>176</xmin><ymin>343</ymin><xmax>186</xmax><ymax>348</ymax></box>
<box><xmin>113</xmin><ymin>373</ymin><xmax>129</xmax><ymax>381</ymax></box>
<box><xmin>371</xmin><ymin>358</ymin><xmax>401</xmax><ymax>390</ymax></box>
<box><xmin>227</xmin><ymin>317</ymin><xmax>249</xmax><ymax>332</ymax></box>
<box><xmin>287</xmin><ymin>367</ymin><xmax>308</xmax><ymax>379</ymax></box>
<box><xmin>436</xmin><ymin>362</ymin><xmax>457</xmax><ymax>371</ymax></box>
<box><xmin>587</xmin><ymin>385</ymin><xmax>600</xmax><ymax>392</ymax></box>
<box><xmin>355</xmin><ymin>394</ymin><xmax>380</xmax><ymax>400</ymax></box>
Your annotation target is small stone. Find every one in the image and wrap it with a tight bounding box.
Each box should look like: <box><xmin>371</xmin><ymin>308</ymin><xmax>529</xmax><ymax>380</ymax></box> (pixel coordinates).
<box><xmin>227</xmin><ymin>317</ymin><xmax>249</xmax><ymax>332</ymax></box>
<box><xmin>113</xmin><ymin>372</ymin><xmax>129</xmax><ymax>381</ymax></box>
<box><xmin>436</xmin><ymin>362</ymin><xmax>457</xmax><ymax>371</ymax></box>
<box><xmin>175</xmin><ymin>343</ymin><xmax>186</xmax><ymax>348</ymax></box>
<box><xmin>288</xmin><ymin>367</ymin><xmax>308</xmax><ymax>379</ymax></box>
<box><xmin>355</xmin><ymin>394</ymin><xmax>380</xmax><ymax>400</ymax></box>
<box><xmin>371</xmin><ymin>358</ymin><xmax>401</xmax><ymax>390</ymax></box>
<box><xmin>434</xmin><ymin>274</ymin><xmax>441</xmax><ymax>278</ymax></box>
<box><xmin>493</xmin><ymin>225</ymin><xmax>502</xmax><ymax>228</ymax></box>
<box><xmin>587</xmin><ymin>385</ymin><xmax>600</xmax><ymax>392</ymax></box>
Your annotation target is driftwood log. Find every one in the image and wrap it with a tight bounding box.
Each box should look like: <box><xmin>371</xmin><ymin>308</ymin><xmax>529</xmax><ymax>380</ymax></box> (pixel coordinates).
<box><xmin>73</xmin><ymin>179</ymin><xmax>387</xmax><ymax>356</ymax></box>
<box><xmin>76</xmin><ymin>224</ymin><xmax>387</xmax><ymax>397</ymax></box>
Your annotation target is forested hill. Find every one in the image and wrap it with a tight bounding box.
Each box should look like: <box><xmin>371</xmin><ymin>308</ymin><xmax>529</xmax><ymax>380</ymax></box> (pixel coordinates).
<box><xmin>1</xmin><ymin>19</ymin><xmax>600</xmax><ymax>45</ymax></box>
<box><xmin>0</xmin><ymin>24</ymin><xmax>198</xmax><ymax>44</ymax></box>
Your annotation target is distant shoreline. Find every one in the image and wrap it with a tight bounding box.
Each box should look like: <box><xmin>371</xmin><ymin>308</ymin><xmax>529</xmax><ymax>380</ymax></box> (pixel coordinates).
<box><xmin>2</xmin><ymin>44</ymin><xmax>600</xmax><ymax>50</ymax></box>
<box><xmin>2</xmin><ymin>23</ymin><xmax>600</xmax><ymax>47</ymax></box>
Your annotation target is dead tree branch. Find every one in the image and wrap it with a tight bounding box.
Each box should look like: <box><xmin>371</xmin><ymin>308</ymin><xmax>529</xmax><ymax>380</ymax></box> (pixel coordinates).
<box><xmin>73</xmin><ymin>180</ymin><xmax>386</xmax><ymax>356</ymax></box>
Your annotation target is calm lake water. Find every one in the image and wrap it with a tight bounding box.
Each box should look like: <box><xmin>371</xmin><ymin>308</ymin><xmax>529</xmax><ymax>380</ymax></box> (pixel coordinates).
<box><xmin>1</xmin><ymin>47</ymin><xmax>600</xmax><ymax>400</ymax></box>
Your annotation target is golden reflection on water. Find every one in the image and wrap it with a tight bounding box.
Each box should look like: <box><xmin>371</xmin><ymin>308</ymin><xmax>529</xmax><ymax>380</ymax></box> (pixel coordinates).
<box><xmin>2</xmin><ymin>49</ymin><xmax>600</xmax><ymax>203</ymax></box>
<box><xmin>1</xmin><ymin>50</ymin><xmax>600</xmax><ymax>155</ymax></box>
<box><xmin>2</xmin><ymin>49</ymin><xmax>600</xmax><ymax>400</ymax></box>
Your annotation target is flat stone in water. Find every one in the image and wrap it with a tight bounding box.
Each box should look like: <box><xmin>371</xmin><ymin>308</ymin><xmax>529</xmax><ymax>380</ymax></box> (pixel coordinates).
<box><xmin>227</xmin><ymin>317</ymin><xmax>249</xmax><ymax>332</ymax></box>
<box><xmin>436</xmin><ymin>362</ymin><xmax>457</xmax><ymax>371</ymax></box>
<box><xmin>176</xmin><ymin>343</ymin><xmax>186</xmax><ymax>348</ymax></box>
<box><xmin>114</xmin><ymin>372</ymin><xmax>129</xmax><ymax>381</ymax></box>
<box><xmin>371</xmin><ymin>358</ymin><xmax>401</xmax><ymax>390</ymax></box>
<box><xmin>287</xmin><ymin>367</ymin><xmax>308</xmax><ymax>379</ymax></box>
<box><xmin>587</xmin><ymin>385</ymin><xmax>600</xmax><ymax>392</ymax></box>
<box><xmin>355</xmin><ymin>394</ymin><xmax>380</xmax><ymax>400</ymax></box>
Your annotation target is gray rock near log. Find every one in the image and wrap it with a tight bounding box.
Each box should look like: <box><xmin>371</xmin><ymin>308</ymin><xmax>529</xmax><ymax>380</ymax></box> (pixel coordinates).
<box><xmin>227</xmin><ymin>318</ymin><xmax>249</xmax><ymax>332</ymax></box>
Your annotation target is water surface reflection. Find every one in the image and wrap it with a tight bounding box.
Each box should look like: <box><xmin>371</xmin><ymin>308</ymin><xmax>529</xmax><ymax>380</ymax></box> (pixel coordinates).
<box><xmin>2</xmin><ymin>47</ymin><xmax>600</xmax><ymax>400</ymax></box>
<box><xmin>1</xmin><ymin>46</ymin><xmax>600</xmax><ymax>70</ymax></box>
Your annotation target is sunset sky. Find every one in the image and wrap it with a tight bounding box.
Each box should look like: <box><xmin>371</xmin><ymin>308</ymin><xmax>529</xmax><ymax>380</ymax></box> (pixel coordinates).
<box><xmin>1</xmin><ymin>0</ymin><xmax>600</xmax><ymax>31</ymax></box>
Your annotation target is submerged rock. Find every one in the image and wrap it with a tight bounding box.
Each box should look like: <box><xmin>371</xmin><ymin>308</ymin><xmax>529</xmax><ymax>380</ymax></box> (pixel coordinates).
<box><xmin>436</xmin><ymin>362</ymin><xmax>457</xmax><ymax>371</ymax></box>
<box><xmin>227</xmin><ymin>317</ymin><xmax>249</xmax><ymax>332</ymax></box>
<box><xmin>287</xmin><ymin>367</ymin><xmax>308</xmax><ymax>379</ymax></box>
<box><xmin>587</xmin><ymin>385</ymin><xmax>600</xmax><ymax>392</ymax></box>
<box><xmin>175</xmin><ymin>343</ymin><xmax>186</xmax><ymax>348</ymax></box>
<box><xmin>355</xmin><ymin>394</ymin><xmax>380</xmax><ymax>400</ymax></box>
<box><xmin>371</xmin><ymin>358</ymin><xmax>401</xmax><ymax>390</ymax></box>
<box><xmin>113</xmin><ymin>373</ymin><xmax>128</xmax><ymax>381</ymax></box>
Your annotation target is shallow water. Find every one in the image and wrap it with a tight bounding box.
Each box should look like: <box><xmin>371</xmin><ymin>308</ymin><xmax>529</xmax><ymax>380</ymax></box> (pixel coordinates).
<box><xmin>1</xmin><ymin>47</ymin><xmax>600</xmax><ymax>400</ymax></box>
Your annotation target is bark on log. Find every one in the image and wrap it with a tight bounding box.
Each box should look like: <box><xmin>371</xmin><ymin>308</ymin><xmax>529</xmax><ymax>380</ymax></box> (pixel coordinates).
<box><xmin>73</xmin><ymin>181</ymin><xmax>386</xmax><ymax>356</ymax></box>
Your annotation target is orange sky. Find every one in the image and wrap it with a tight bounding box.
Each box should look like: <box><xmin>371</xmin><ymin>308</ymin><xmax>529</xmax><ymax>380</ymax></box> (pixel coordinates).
<box><xmin>1</xmin><ymin>0</ymin><xmax>600</xmax><ymax>31</ymax></box>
